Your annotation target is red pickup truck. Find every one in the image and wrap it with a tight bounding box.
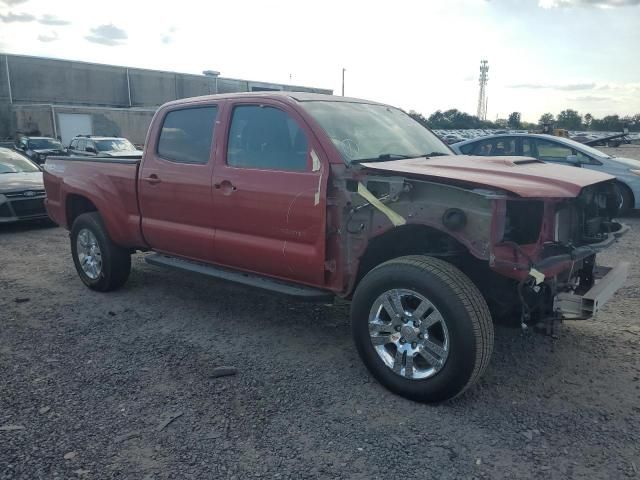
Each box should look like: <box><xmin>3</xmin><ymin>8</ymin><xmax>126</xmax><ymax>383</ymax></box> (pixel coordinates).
<box><xmin>44</xmin><ymin>92</ymin><xmax>628</xmax><ymax>402</ymax></box>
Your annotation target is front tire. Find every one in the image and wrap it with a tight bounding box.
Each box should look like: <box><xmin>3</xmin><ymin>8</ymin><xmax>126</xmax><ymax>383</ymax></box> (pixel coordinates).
<box><xmin>615</xmin><ymin>182</ymin><xmax>634</xmax><ymax>216</ymax></box>
<box><xmin>351</xmin><ymin>255</ymin><xmax>494</xmax><ymax>403</ymax></box>
<box><xmin>70</xmin><ymin>212</ymin><xmax>131</xmax><ymax>291</ymax></box>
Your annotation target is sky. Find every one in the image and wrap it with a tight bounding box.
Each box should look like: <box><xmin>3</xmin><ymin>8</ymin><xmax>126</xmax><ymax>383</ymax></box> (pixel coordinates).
<box><xmin>0</xmin><ymin>0</ymin><xmax>639</xmax><ymax>123</ymax></box>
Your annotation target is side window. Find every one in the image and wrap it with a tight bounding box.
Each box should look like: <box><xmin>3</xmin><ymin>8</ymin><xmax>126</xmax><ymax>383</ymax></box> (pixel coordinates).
<box><xmin>472</xmin><ymin>140</ymin><xmax>491</xmax><ymax>156</ymax></box>
<box><xmin>157</xmin><ymin>106</ymin><xmax>218</xmax><ymax>164</ymax></box>
<box><xmin>522</xmin><ymin>138</ymin><xmax>534</xmax><ymax>157</ymax></box>
<box><xmin>86</xmin><ymin>140</ymin><xmax>95</xmax><ymax>152</ymax></box>
<box><xmin>70</xmin><ymin>139</ymin><xmax>77</xmax><ymax>149</ymax></box>
<box><xmin>227</xmin><ymin>105</ymin><xmax>309</xmax><ymax>171</ymax></box>
<box><xmin>490</xmin><ymin>138</ymin><xmax>516</xmax><ymax>156</ymax></box>
<box><xmin>473</xmin><ymin>138</ymin><xmax>515</xmax><ymax>156</ymax></box>
<box><xmin>78</xmin><ymin>139</ymin><xmax>86</xmax><ymax>151</ymax></box>
<box><xmin>576</xmin><ymin>151</ymin><xmax>601</xmax><ymax>165</ymax></box>
<box><xmin>535</xmin><ymin>139</ymin><xmax>573</xmax><ymax>162</ymax></box>
<box><xmin>458</xmin><ymin>143</ymin><xmax>475</xmax><ymax>155</ymax></box>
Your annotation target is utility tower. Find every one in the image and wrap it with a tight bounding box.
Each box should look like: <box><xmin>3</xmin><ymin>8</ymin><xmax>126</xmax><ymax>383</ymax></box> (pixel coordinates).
<box><xmin>477</xmin><ymin>60</ymin><xmax>489</xmax><ymax>120</ymax></box>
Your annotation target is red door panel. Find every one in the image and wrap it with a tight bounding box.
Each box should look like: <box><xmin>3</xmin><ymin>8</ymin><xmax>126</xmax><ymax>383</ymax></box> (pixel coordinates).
<box><xmin>139</xmin><ymin>105</ymin><xmax>219</xmax><ymax>262</ymax></box>
<box><xmin>211</xmin><ymin>101</ymin><xmax>327</xmax><ymax>287</ymax></box>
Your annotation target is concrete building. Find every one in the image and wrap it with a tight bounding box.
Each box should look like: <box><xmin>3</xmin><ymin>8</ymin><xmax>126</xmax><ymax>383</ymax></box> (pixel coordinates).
<box><xmin>0</xmin><ymin>53</ymin><xmax>332</xmax><ymax>145</ymax></box>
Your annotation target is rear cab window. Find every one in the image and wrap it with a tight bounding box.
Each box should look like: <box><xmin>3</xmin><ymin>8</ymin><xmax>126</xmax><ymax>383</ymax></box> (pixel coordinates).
<box><xmin>157</xmin><ymin>106</ymin><xmax>219</xmax><ymax>164</ymax></box>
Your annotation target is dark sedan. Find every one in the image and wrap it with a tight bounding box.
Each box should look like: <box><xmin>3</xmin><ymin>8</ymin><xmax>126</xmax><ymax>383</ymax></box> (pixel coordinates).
<box><xmin>0</xmin><ymin>148</ymin><xmax>49</xmax><ymax>223</ymax></box>
<box><xmin>15</xmin><ymin>136</ymin><xmax>68</xmax><ymax>165</ymax></box>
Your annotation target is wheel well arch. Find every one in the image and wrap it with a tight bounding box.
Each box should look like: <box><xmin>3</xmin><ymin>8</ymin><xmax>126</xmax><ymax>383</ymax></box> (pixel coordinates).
<box><xmin>353</xmin><ymin>224</ymin><xmax>470</xmax><ymax>291</ymax></box>
<box><xmin>65</xmin><ymin>194</ymin><xmax>98</xmax><ymax>229</ymax></box>
<box><xmin>615</xmin><ymin>180</ymin><xmax>635</xmax><ymax>209</ymax></box>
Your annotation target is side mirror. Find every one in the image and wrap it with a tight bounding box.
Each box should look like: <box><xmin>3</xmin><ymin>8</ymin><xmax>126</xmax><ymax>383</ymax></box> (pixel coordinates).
<box><xmin>86</xmin><ymin>147</ymin><xmax>97</xmax><ymax>154</ymax></box>
<box><xmin>566</xmin><ymin>154</ymin><xmax>581</xmax><ymax>167</ymax></box>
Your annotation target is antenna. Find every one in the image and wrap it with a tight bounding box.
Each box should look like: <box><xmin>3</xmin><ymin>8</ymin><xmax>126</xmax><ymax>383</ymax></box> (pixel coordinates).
<box><xmin>477</xmin><ymin>60</ymin><xmax>489</xmax><ymax>120</ymax></box>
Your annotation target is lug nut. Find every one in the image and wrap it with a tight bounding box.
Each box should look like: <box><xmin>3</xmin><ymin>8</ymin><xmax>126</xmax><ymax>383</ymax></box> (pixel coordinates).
<box><xmin>395</xmin><ymin>326</ymin><xmax>401</xmax><ymax>332</ymax></box>
<box><xmin>412</xmin><ymin>342</ymin><xmax>417</xmax><ymax>348</ymax></box>
<box><xmin>399</xmin><ymin>338</ymin><xmax>405</xmax><ymax>344</ymax></box>
<box><xmin>413</xmin><ymin>320</ymin><xmax>420</xmax><ymax>327</ymax></box>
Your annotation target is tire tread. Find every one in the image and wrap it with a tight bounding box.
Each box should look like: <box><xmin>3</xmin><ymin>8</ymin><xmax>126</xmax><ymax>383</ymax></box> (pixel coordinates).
<box><xmin>369</xmin><ymin>255</ymin><xmax>494</xmax><ymax>399</ymax></box>
<box><xmin>71</xmin><ymin>212</ymin><xmax>131</xmax><ymax>292</ymax></box>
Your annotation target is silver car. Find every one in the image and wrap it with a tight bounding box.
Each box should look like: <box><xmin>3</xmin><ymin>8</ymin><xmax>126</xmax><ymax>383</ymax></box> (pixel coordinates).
<box><xmin>451</xmin><ymin>134</ymin><xmax>640</xmax><ymax>212</ymax></box>
<box><xmin>0</xmin><ymin>148</ymin><xmax>49</xmax><ymax>223</ymax></box>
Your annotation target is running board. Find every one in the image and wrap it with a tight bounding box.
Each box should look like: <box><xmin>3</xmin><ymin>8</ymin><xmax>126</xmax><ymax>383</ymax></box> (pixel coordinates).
<box><xmin>144</xmin><ymin>253</ymin><xmax>334</xmax><ymax>301</ymax></box>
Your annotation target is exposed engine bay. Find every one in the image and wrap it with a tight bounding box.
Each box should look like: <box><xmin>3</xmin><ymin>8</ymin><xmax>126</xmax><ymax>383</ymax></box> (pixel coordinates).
<box><xmin>494</xmin><ymin>182</ymin><xmax>627</xmax><ymax>333</ymax></box>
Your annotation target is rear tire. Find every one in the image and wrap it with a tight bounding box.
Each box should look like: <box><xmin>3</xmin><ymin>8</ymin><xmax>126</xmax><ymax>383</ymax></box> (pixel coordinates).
<box><xmin>70</xmin><ymin>212</ymin><xmax>131</xmax><ymax>291</ymax></box>
<box><xmin>351</xmin><ymin>255</ymin><xmax>493</xmax><ymax>403</ymax></box>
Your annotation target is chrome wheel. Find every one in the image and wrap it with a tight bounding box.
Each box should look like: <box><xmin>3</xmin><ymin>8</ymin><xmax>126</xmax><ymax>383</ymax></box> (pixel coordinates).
<box><xmin>76</xmin><ymin>228</ymin><xmax>102</xmax><ymax>280</ymax></box>
<box><xmin>368</xmin><ymin>289</ymin><xmax>450</xmax><ymax>380</ymax></box>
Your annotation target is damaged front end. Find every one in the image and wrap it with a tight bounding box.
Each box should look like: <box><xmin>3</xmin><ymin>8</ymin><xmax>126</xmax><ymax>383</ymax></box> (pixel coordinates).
<box><xmin>490</xmin><ymin>181</ymin><xmax>629</xmax><ymax>332</ymax></box>
<box><xmin>333</xmin><ymin>162</ymin><xmax>628</xmax><ymax>333</ymax></box>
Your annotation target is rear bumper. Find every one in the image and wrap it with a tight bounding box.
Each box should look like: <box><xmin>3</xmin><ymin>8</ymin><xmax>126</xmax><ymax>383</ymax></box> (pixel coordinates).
<box><xmin>554</xmin><ymin>262</ymin><xmax>629</xmax><ymax>319</ymax></box>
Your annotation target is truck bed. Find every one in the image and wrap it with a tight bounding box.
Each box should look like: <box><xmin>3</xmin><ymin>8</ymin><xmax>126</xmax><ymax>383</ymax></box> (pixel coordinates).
<box><xmin>43</xmin><ymin>156</ymin><xmax>146</xmax><ymax>248</ymax></box>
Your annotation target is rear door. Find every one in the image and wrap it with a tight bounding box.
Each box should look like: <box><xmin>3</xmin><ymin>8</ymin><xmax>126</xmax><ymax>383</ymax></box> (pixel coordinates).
<box><xmin>138</xmin><ymin>104</ymin><xmax>220</xmax><ymax>262</ymax></box>
<box><xmin>210</xmin><ymin>100</ymin><xmax>327</xmax><ymax>286</ymax></box>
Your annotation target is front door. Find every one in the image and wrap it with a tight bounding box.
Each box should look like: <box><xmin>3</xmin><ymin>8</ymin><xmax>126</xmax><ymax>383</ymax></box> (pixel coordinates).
<box><xmin>211</xmin><ymin>101</ymin><xmax>327</xmax><ymax>287</ymax></box>
<box><xmin>138</xmin><ymin>104</ymin><xmax>219</xmax><ymax>262</ymax></box>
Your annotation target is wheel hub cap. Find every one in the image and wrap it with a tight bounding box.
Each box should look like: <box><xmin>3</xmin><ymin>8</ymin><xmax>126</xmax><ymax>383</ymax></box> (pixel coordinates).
<box><xmin>76</xmin><ymin>228</ymin><xmax>102</xmax><ymax>280</ymax></box>
<box><xmin>368</xmin><ymin>289</ymin><xmax>450</xmax><ymax>380</ymax></box>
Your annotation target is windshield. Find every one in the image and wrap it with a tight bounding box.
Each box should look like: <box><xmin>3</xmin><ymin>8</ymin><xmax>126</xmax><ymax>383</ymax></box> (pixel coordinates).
<box><xmin>95</xmin><ymin>139</ymin><xmax>136</xmax><ymax>152</ymax></box>
<box><xmin>0</xmin><ymin>150</ymin><xmax>40</xmax><ymax>173</ymax></box>
<box><xmin>28</xmin><ymin>138</ymin><xmax>63</xmax><ymax>150</ymax></box>
<box><xmin>556</xmin><ymin>137</ymin><xmax>612</xmax><ymax>159</ymax></box>
<box><xmin>301</xmin><ymin>101</ymin><xmax>451</xmax><ymax>163</ymax></box>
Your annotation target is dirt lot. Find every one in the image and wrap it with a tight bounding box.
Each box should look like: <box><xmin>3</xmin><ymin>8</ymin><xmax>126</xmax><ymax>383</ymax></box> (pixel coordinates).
<box><xmin>599</xmin><ymin>144</ymin><xmax>640</xmax><ymax>161</ymax></box>
<box><xmin>1</xmin><ymin>214</ymin><xmax>640</xmax><ymax>479</ymax></box>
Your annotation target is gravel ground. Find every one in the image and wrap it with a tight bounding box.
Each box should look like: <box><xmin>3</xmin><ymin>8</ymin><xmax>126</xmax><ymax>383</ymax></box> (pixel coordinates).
<box><xmin>599</xmin><ymin>144</ymin><xmax>640</xmax><ymax>160</ymax></box>
<box><xmin>1</xmin><ymin>216</ymin><xmax>639</xmax><ymax>480</ymax></box>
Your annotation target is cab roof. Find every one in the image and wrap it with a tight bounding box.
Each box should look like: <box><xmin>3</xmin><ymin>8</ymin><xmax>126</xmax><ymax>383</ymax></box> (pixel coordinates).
<box><xmin>162</xmin><ymin>91</ymin><xmax>387</xmax><ymax>108</ymax></box>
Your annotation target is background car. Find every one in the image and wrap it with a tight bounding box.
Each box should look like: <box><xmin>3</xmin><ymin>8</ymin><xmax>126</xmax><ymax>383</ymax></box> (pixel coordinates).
<box><xmin>0</xmin><ymin>147</ymin><xmax>49</xmax><ymax>223</ymax></box>
<box><xmin>15</xmin><ymin>136</ymin><xmax>67</xmax><ymax>165</ymax></box>
<box><xmin>68</xmin><ymin>136</ymin><xmax>142</xmax><ymax>158</ymax></box>
<box><xmin>451</xmin><ymin>133</ymin><xmax>640</xmax><ymax>213</ymax></box>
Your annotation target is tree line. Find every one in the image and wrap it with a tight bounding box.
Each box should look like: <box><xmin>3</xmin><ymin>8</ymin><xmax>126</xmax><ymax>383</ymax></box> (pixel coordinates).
<box><xmin>409</xmin><ymin>108</ymin><xmax>640</xmax><ymax>132</ymax></box>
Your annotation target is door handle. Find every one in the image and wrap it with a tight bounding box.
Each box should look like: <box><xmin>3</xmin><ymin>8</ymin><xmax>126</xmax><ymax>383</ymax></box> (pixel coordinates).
<box><xmin>214</xmin><ymin>180</ymin><xmax>237</xmax><ymax>195</ymax></box>
<box><xmin>143</xmin><ymin>174</ymin><xmax>161</xmax><ymax>185</ymax></box>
